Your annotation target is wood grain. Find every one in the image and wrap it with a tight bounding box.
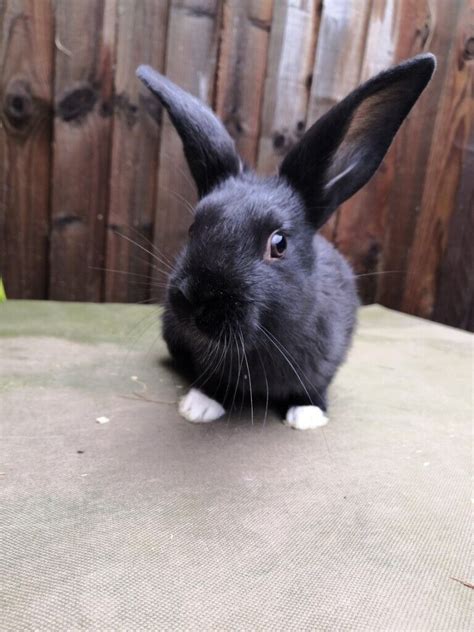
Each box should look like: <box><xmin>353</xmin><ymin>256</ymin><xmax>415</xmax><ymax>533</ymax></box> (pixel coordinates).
<box><xmin>0</xmin><ymin>0</ymin><xmax>471</xmax><ymax>331</ymax></box>
<box><xmin>104</xmin><ymin>0</ymin><xmax>170</xmax><ymax>303</ymax></box>
<box><xmin>153</xmin><ymin>0</ymin><xmax>221</xmax><ymax>296</ymax></box>
<box><xmin>307</xmin><ymin>0</ymin><xmax>371</xmax><ymax>241</ymax></box>
<box><xmin>215</xmin><ymin>0</ymin><xmax>274</xmax><ymax>166</ymax></box>
<box><xmin>257</xmin><ymin>0</ymin><xmax>319</xmax><ymax>175</ymax></box>
<box><xmin>377</xmin><ymin>0</ymin><xmax>465</xmax><ymax>310</ymax></box>
<box><xmin>432</xmin><ymin>110</ymin><xmax>474</xmax><ymax>331</ymax></box>
<box><xmin>49</xmin><ymin>0</ymin><xmax>116</xmax><ymax>301</ymax></box>
<box><xmin>401</xmin><ymin>1</ymin><xmax>471</xmax><ymax>319</ymax></box>
<box><xmin>334</xmin><ymin>0</ymin><xmax>431</xmax><ymax>302</ymax></box>
<box><xmin>0</xmin><ymin>0</ymin><xmax>53</xmax><ymax>298</ymax></box>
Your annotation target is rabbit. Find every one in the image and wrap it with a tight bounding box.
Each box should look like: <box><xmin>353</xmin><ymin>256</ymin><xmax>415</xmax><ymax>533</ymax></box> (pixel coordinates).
<box><xmin>136</xmin><ymin>53</ymin><xmax>436</xmax><ymax>430</ymax></box>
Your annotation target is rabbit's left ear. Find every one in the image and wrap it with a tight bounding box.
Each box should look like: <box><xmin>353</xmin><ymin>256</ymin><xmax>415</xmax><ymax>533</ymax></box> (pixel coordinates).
<box><xmin>137</xmin><ymin>66</ymin><xmax>241</xmax><ymax>198</ymax></box>
<box><xmin>279</xmin><ymin>54</ymin><xmax>436</xmax><ymax>230</ymax></box>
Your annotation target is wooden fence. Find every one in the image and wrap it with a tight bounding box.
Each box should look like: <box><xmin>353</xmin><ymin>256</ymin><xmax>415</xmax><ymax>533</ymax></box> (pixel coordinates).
<box><xmin>0</xmin><ymin>0</ymin><xmax>472</xmax><ymax>330</ymax></box>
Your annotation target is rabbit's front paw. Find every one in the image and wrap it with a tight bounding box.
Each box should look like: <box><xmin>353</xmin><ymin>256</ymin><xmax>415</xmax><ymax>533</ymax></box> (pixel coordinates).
<box><xmin>179</xmin><ymin>388</ymin><xmax>225</xmax><ymax>423</ymax></box>
<box><xmin>284</xmin><ymin>405</ymin><xmax>328</xmax><ymax>430</ymax></box>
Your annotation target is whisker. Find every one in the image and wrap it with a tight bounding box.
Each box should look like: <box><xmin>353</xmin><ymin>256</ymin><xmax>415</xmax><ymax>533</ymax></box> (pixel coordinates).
<box><xmin>125</xmin><ymin>224</ymin><xmax>175</xmax><ymax>268</ymax></box>
<box><xmin>258</xmin><ymin>325</ymin><xmax>314</xmax><ymax>407</ymax></box>
<box><xmin>191</xmin><ymin>331</ymin><xmax>225</xmax><ymax>390</ymax></box>
<box><xmin>113</xmin><ymin>230</ymin><xmax>174</xmax><ymax>272</ymax></box>
<box><xmin>239</xmin><ymin>327</ymin><xmax>254</xmax><ymax>426</ymax></box>
<box><xmin>222</xmin><ymin>324</ymin><xmax>234</xmax><ymax>406</ymax></box>
<box><xmin>160</xmin><ymin>186</ymin><xmax>195</xmax><ymax>217</ymax></box>
<box><xmin>228</xmin><ymin>330</ymin><xmax>243</xmax><ymax>422</ymax></box>
<box><xmin>354</xmin><ymin>270</ymin><xmax>402</xmax><ymax>279</ymax></box>
<box><xmin>255</xmin><ymin>345</ymin><xmax>269</xmax><ymax>428</ymax></box>
<box><xmin>261</xmin><ymin>325</ymin><xmax>322</xmax><ymax>398</ymax></box>
<box><xmin>89</xmin><ymin>266</ymin><xmax>161</xmax><ymax>283</ymax></box>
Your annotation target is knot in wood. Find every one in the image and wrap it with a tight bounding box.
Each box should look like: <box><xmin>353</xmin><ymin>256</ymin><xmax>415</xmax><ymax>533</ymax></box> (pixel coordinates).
<box><xmin>464</xmin><ymin>37</ymin><xmax>474</xmax><ymax>61</ymax></box>
<box><xmin>57</xmin><ymin>83</ymin><xmax>97</xmax><ymax>122</ymax></box>
<box><xmin>3</xmin><ymin>79</ymin><xmax>34</xmax><ymax>130</ymax></box>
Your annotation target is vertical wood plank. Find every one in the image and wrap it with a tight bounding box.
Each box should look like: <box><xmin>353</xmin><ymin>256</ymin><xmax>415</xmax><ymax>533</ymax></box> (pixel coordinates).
<box><xmin>49</xmin><ymin>0</ymin><xmax>117</xmax><ymax>301</ymax></box>
<box><xmin>401</xmin><ymin>1</ymin><xmax>472</xmax><ymax>319</ymax></box>
<box><xmin>256</xmin><ymin>0</ymin><xmax>319</xmax><ymax>174</ymax></box>
<box><xmin>432</xmin><ymin>125</ymin><xmax>474</xmax><ymax>331</ymax></box>
<box><xmin>214</xmin><ymin>0</ymin><xmax>274</xmax><ymax>166</ymax></box>
<box><xmin>376</xmin><ymin>0</ymin><xmax>465</xmax><ymax>310</ymax></box>
<box><xmin>333</xmin><ymin>0</ymin><xmax>421</xmax><ymax>301</ymax></box>
<box><xmin>0</xmin><ymin>0</ymin><xmax>53</xmax><ymax>298</ymax></box>
<box><xmin>306</xmin><ymin>0</ymin><xmax>372</xmax><ymax>241</ymax></box>
<box><xmin>153</xmin><ymin>0</ymin><xmax>222</xmax><ymax>291</ymax></box>
<box><xmin>104</xmin><ymin>0</ymin><xmax>169</xmax><ymax>303</ymax></box>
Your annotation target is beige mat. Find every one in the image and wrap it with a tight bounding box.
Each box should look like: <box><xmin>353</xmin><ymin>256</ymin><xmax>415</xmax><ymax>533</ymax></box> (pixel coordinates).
<box><xmin>0</xmin><ymin>301</ymin><xmax>472</xmax><ymax>631</ymax></box>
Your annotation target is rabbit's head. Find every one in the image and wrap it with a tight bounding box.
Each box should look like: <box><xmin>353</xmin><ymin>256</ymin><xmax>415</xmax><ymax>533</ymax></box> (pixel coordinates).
<box><xmin>137</xmin><ymin>55</ymin><xmax>435</xmax><ymax>344</ymax></box>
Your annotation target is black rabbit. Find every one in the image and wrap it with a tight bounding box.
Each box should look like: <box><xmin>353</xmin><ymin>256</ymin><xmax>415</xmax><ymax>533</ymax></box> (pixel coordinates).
<box><xmin>137</xmin><ymin>54</ymin><xmax>436</xmax><ymax>429</ymax></box>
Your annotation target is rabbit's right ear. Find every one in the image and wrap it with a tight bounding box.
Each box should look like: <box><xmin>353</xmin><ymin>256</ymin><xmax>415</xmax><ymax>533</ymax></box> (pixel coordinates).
<box><xmin>279</xmin><ymin>54</ymin><xmax>436</xmax><ymax>230</ymax></box>
<box><xmin>137</xmin><ymin>66</ymin><xmax>241</xmax><ymax>198</ymax></box>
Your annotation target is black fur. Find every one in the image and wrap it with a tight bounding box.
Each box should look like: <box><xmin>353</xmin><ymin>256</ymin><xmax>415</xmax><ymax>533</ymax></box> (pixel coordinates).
<box><xmin>137</xmin><ymin>54</ymin><xmax>436</xmax><ymax>417</ymax></box>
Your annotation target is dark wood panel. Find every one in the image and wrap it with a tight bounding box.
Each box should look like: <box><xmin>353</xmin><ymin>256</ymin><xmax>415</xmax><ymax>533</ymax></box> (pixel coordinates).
<box><xmin>0</xmin><ymin>0</ymin><xmax>53</xmax><ymax>298</ymax></box>
<box><xmin>432</xmin><ymin>118</ymin><xmax>474</xmax><ymax>331</ymax></box>
<box><xmin>104</xmin><ymin>0</ymin><xmax>169</xmax><ymax>303</ymax></box>
<box><xmin>377</xmin><ymin>0</ymin><xmax>465</xmax><ymax>312</ymax></box>
<box><xmin>49</xmin><ymin>0</ymin><xmax>116</xmax><ymax>301</ymax></box>
<box><xmin>401</xmin><ymin>1</ymin><xmax>471</xmax><ymax>319</ymax></box>
<box><xmin>335</xmin><ymin>0</ymin><xmax>435</xmax><ymax>303</ymax></box>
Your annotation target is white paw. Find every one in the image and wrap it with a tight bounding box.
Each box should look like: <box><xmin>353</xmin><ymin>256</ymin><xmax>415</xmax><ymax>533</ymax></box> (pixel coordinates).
<box><xmin>178</xmin><ymin>388</ymin><xmax>225</xmax><ymax>423</ymax></box>
<box><xmin>284</xmin><ymin>405</ymin><xmax>329</xmax><ymax>430</ymax></box>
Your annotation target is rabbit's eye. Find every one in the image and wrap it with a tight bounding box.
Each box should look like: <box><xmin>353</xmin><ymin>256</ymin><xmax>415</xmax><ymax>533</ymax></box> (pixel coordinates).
<box><xmin>266</xmin><ymin>231</ymin><xmax>287</xmax><ymax>260</ymax></box>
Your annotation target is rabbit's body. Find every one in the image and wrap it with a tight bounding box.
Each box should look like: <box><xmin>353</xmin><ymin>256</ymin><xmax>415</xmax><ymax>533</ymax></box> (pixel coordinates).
<box><xmin>137</xmin><ymin>53</ymin><xmax>435</xmax><ymax>429</ymax></box>
<box><xmin>162</xmin><ymin>174</ymin><xmax>358</xmax><ymax>418</ymax></box>
<box><xmin>164</xmin><ymin>230</ymin><xmax>358</xmax><ymax>413</ymax></box>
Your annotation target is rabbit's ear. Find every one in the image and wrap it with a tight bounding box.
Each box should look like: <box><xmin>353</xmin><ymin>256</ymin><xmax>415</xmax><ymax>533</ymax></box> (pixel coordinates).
<box><xmin>279</xmin><ymin>54</ymin><xmax>436</xmax><ymax>230</ymax></box>
<box><xmin>137</xmin><ymin>66</ymin><xmax>241</xmax><ymax>197</ymax></box>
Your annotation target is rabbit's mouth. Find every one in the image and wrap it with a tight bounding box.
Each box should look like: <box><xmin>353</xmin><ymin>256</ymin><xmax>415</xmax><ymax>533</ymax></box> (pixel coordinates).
<box><xmin>168</xmin><ymin>275</ymin><xmax>259</xmax><ymax>344</ymax></box>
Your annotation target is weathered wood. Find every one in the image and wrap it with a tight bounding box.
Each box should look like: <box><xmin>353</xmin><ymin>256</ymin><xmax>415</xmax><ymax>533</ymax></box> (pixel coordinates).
<box><xmin>306</xmin><ymin>0</ymin><xmax>371</xmax><ymax>241</ymax></box>
<box><xmin>104</xmin><ymin>0</ymin><xmax>170</xmax><ymax>303</ymax></box>
<box><xmin>432</xmin><ymin>118</ymin><xmax>474</xmax><ymax>331</ymax></box>
<box><xmin>0</xmin><ymin>0</ymin><xmax>53</xmax><ymax>298</ymax></box>
<box><xmin>377</xmin><ymin>0</ymin><xmax>466</xmax><ymax>310</ymax></box>
<box><xmin>215</xmin><ymin>0</ymin><xmax>274</xmax><ymax>166</ymax></box>
<box><xmin>49</xmin><ymin>0</ymin><xmax>117</xmax><ymax>301</ymax></box>
<box><xmin>257</xmin><ymin>0</ymin><xmax>319</xmax><ymax>175</ymax></box>
<box><xmin>401</xmin><ymin>1</ymin><xmax>472</xmax><ymax>319</ymax></box>
<box><xmin>153</xmin><ymin>0</ymin><xmax>222</xmax><ymax>293</ymax></box>
<box><xmin>334</xmin><ymin>0</ymin><xmax>430</xmax><ymax>302</ymax></box>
